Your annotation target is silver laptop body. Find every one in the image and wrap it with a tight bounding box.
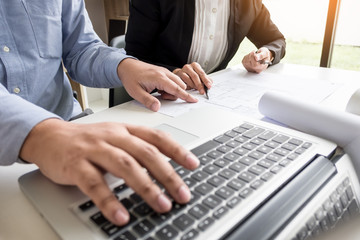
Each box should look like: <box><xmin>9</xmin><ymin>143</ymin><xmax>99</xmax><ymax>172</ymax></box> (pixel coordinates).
<box><xmin>18</xmin><ymin>104</ymin><xmax>360</xmax><ymax>240</ymax></box>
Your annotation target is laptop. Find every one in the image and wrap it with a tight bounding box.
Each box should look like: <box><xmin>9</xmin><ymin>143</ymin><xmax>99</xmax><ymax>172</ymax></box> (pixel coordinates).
<box><xmin>18</xmin><ymin>101</ymin><xmax>360</xmax><ymax>240</ymax></box>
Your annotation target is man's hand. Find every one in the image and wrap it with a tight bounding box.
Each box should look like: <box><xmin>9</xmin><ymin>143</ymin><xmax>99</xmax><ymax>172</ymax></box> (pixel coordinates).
<box><xmin>242</xmin><ymin>47</ymin><xmax>273</xmax><ymax>73</ymax></box>
<box><xmin>117</xmin><ymin>59</ymin><xmax>198</xmax><ymax>112</ymax></box>
<box><xmin>173</xmin><ymin>62</ymin><xmax>213</xmax><ymax>95</ymax></box>
<box><xmin>20</xmin><ymin>119</ymin><xmax>200</xmax><ymax>226</ymax></box>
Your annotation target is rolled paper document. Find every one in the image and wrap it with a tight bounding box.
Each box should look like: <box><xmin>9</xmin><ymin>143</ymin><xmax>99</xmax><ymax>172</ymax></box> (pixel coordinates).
<box><xmin>258</xmin><ymin>91</ymin><xmax>360</xmax><ymax>176</ymax></box>
<box><xmin>346</xmin><ymin>88</ymin><xmax>360</xmax><ymax>116</ymax></box>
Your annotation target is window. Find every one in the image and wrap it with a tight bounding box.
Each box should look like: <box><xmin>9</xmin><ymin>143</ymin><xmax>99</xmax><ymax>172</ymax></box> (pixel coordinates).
<box><xmin>331</xmin><ymin>0</ymin><xmax>360</xmax><ymax>71</ymax></box>
<box><xmin>229</xmin><ymin>0</ymin><xmax>359</xmax><ymax>71</ymax></box>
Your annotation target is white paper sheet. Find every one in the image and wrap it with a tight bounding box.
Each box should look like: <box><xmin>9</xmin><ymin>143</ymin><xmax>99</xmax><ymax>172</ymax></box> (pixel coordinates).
<box><xmin>258</xmin><ymin>91</ymin><xmax>360</xmax><ymax>176</ymax></box>
<box><xmin>153</xmin><ymin>68</ymin><xmax>340</xmax><ymax>118</ymax></box>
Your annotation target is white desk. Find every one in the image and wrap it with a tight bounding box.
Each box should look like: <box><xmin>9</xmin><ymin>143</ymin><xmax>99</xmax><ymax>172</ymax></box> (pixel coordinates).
<box><xmin>1</xmin><ymin>63</ymin><xmax>360</xmax><ymax>240</ymax></box>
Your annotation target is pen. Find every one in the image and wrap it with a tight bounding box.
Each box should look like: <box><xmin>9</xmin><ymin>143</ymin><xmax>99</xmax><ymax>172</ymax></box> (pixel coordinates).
<box><xmin>257</xmin><ymin>59</ymin><xmax>272</xmax><ymax>66</ymax></box>
<box><xmin>203</xmin><ymin>83</ymin><xmax>209</xmax><ymax>100</ymax></box>
<box><xmin>255</xmin><ymin>50</ymin><xmax>272</xmax><ymax>66</ymax></box>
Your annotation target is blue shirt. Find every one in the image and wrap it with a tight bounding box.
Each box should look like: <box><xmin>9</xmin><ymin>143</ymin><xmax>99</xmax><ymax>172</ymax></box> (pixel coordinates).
<box><xmin>0</xmin><ymin>0</ymin><xmax>129</xmax><ymax>165</ymax></box>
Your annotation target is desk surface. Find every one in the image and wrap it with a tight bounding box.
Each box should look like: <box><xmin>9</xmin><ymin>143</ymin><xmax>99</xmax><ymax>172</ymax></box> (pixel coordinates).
<box><xmin>1</xmin><ymin>63</ymin><xmax>360</xmax><ymax>240</ymax></box>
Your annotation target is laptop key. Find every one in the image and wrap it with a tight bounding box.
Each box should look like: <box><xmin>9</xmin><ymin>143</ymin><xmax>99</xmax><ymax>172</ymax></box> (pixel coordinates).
<box><xmin>156</xmin><ymin>225</ymin><xmax>178</xmax><ymax>240</ymax></box>
<box><xmin>150</xmin><ymin>212</ymin><xmax>172</xmax><ymax>225</ymax></box>
<box><xmin>272</xmin><ymin>134</ymin><xmax>290</xmax><ymax>144</ymax></box>
<box><xmin>302</xmin><ymin>142</ymin><xmax>312</xmax><ymax>149</ymax></box>
<box><xmin>226</xmin><ymin>140</ymin><xmax>241</xmax><ymax>148</ymax></box>
<box><xmin>264</xmin><ymin>141</ymin><xmax>280</xmax><ymax>149</ymax></box>
<box><xmin>250</xmin><ymin>179</ymin><xmax>264</xmax><ymax>190</ymax></box>
<box><xmin>130</xmin><ymin>193</ymin><xmax>143</xmax><ymax>204</ymax></box>
<box><xmin>258</xmin><ymin>159</ymin><xmax>274</xmax><ymax>169</ymax></box>
<box><xmin>346</xmin><ymin>186</ymin><xmax>354</xmax><ymax>200</ymax></box>
<box><xmin>261</xmin><ymin>172</ymin><xmax>275</xmax><ymax>182</ymax></box>
<box><xmin>191</xmin><ymin>170</ymin><xmax>209</xmax><ymax>182</ymax></box>
<box><xmin>306</xmin><ymin>216</ymin><xmax>316</xmax><ymax>231</ymax></box>
<box><xmin>266</xmin><ymin>153</ymin><xmax>282</xmax><ymax>162</ymax></box>
<box><xmin>90</xmin><ymin>211</ymin><xmax>108</xmax><ymax>226</ymax></box>
<box><xmin>172</xmin><ymin>202</ymin><xmax>186</xmax><ymax>215</ymax></box>
<box><xmin>238</xmin><ymin>171</ymin><xmax>256</xmax><ymax>183</ymax></box>
<box><xmin>213</xmin><ymin>206</ymin><xmax>229</xmax><ymax>219</ymax></box>
<box><xmin>113</xmin><ymin>183</ymin><xmax>129</xmax><ymax>194</ymax></box>
<box><xmin>214</xmin><ymin>135</ymin><xmax>231</xmax><ymax>144</ymax></box>
<box><xmin>348</xmin><ymin>199</ymin><xmax>360</xmax><ymax>216</ymax></box>
<box><xmin>239</xmin><ymin>123</ymin><xmax>254</xmax><ymax>130</ymax></box>
<box><xmin>173</xmin><ymin>214</ymin><xmax>195</xmax><ymax>231</ymax></box>
<box><xmin>229</xmin><ymin>162</ymin><xmax>246</xmax><ymax>173</ymax></box>
<box><xmin>233</xmin><ymin>147</ymin><xmax>249</xmax><ymax>156</ymax></box>
<box><xmin>225</xmin><ymin>130</ymin><xmax>240</xmax><ymax>138</ymax></box>
<box><xmin>203</xmin><ymin>164</ymin><xmax>220</xmax><ymax>175</ymax></box>
<box><xmin>101</xmin><ymin>222</ymin><xmax>124</xmax><ymax>237</ymax></box>
<box><xmin>133</xmin><ymin>219</ymin><xmax>155</xmax><ymax>237</ymax></box>
<box><xmin>242</xmin><ymin>127</ymin><xmax>265</xmax><ymax>138</ymax></box>
<box><xmin>281</xmin><ymin>143</ymin><xmax>297</xmax><ymax>151</ymax></box>
<box><xmin>239</xmin><ymin>188</ymin><xmax>254</xmax><ymax>199</ymax></box>
<box><xmin>191</xmin><ymin>140</ymin><xmax>221</xmax><ymax>156</ymax></box>
<box><xmin>248</xmin><ymin>151</ymin><xmax>264</xmax><ymax>160</ymax></box>
<box><xmin>207</xmin><ymin>175</ymin><xmax>225</xmax><ymax>187</ymax></box>
<box><xmin>195</xmin><ymin>183</ymin><xmax>214</xmax><ymax>196</ymax></box>
<box><xmin>227</xmin><ymin>178</ymin><xmax>246</xmax><ymax>191</ymax></box>
<box><xmin>234</xmin><ymin>136</ymin><xmax>248</xmax><ymax>143</ymax></box>
<box><xmin>120</xmin><ymin>198</ymin><xmax>134</xmax><ymax>210</ymax></box>
<box><xmin>215</xmin><ymin>186</ymin><xmax>235</xmax><ymax>200</ymax></box>
<box><xmin>224</xmin><ymin>153</ymin><xmax>240</xmax><ymax>162</ymax></box>
<box><xmin>114</xmin><ymin>230</ymin><xmax>136</xmax><ymax>240</ymax></box>
<box><xmin>232</xmin><ymin>126</ymin><xmax>248</xmax><ymax>133</ymax></box>
<box><xmin>218</xmin><ymin>168</ymin><xmax>236</xmax><ymax>180</ymax></box>
<box><xmin>217</xmin><ymin>145</ymin><xmax>232</xmax><ymax>153</ymax></box>
<box><xmin>258</xmin><ymin>131</ymin><xmax>277</xmax><ymax>140</ymax></box>
<box><xmin>188</xmin><ymin>191</ymin><xmax>201</xmax><ymax>205</ymax></box>
<box><xmin>198</xmin><ymin>217</ymin><xmax>215</xmax><ymax>231</ymax></box>
<box><xmin>227</xmin><ymin>196</ymin><xmax>242</xmax><ymax>208</ymax></box>
<box><xmin>207</xmin><ymin>150</ymin><xmax>223</xmax><ymax>159</ymax></box>
<box><xmin>176</xmin><ymin>167</ymin><xmax>191</xmax><ymax>178</ymax></box>
<box><xmin>203</xmin><ymin>195</ymin><xmax>223</xmax><ymax>209</ymax></box>
<box><xmin>183</xmin><ymin>177</ymin><xmax>197</xmax><ymax>188</ymax></box>
<box><xmin>181</xmin><ymin>229</ymin><xmax>199</xmax><ymax>240</ymax></box>
<box><xmin>257</xmin><ymin>146</ymin><xmax>272</xmax><ymax>154</ymax></box>
<box><xmin>189</xmin><ymin>204</ymin><xmax>209</xmax><ymax>219</ymax></box>
<box><xmin>199</xmin><ymin>155</ymin><xmax>213</xmax><ymax>165</ymax></box>
<box><xmin>248</xmin><ymin>165</ymin><xmax>266</xmax><ymax>176</ymax></box>
<box><xmin>239</xmin><ymin>156</ymin><xmax>256</xmax><ymax>166</ymax></box>
<box><xmin>133</xmin><ymin>202</ymin><xmax>153</xmax><ymax>217</ymax></box>
<box><xmin>270</xmin><ymin>165</ymin><xmax>283</xmax><ymax>174</ymax></box>
<box><xmin>288</xmin><ymin>138</ymin><xmax>303</xmax><ymax>146</ymax></box>
<box><xmin>79</xmin><ymin>200</ymin><xmax>94</xmax><ymax>211</ymax></box>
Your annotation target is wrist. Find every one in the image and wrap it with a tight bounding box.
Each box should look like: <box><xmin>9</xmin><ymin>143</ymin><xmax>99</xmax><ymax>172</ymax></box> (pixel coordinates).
<box><xmin>117</xmin><ymin>58</ymin><xmax>138</xmax><ymax>80</ymax></box>
<box><xmin>20</xmin><ymin>118</ymin><xmax>67</xmax><ymax>164</ymax></box>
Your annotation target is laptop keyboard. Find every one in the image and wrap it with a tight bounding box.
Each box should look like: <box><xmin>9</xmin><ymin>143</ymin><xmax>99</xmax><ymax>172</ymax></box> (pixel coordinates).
<box><xmin>293</xmin><ymin>177</ymin><xmax>360</xmax><ymax>240</ymax></box>
<box><xmin>76</xmin><ymin>123</ymin><xmax>314</xmax><ymax>240</ymax></box>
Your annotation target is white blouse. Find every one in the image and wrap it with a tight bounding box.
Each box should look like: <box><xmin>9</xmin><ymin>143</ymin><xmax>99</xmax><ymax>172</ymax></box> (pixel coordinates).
<box><xmin>187</xmin><ymin>0</ymin><xmax>230</xmax><ymax>73</ymax></box>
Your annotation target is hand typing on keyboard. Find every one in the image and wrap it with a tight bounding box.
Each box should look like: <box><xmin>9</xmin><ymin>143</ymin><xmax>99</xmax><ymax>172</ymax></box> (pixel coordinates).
<box><xmin>20</xmin><ymin>119</ymin><xmax>200</xmax><ymax>227</ymax></box>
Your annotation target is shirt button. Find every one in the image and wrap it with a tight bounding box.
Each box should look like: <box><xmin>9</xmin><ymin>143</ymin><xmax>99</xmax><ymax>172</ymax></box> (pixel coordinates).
<box><xmin>212</xmin><ymin>8</ymin><xmax>217</xmax><ymax>13</ymax></box>
<box><xmin>13</xmin><ymin>87</ymin><xmax>21</xmax><ymax>94</ymax></box>
<box><xmin>209</xmin><ymin>35</ymin><xmax>214</xmax><ymax>40</ymax></box>
<box><xmin>3</xmin><ymin>46</ymin><xmax>10</xmax><ymax>52</ymax></box>
<box><xmin>204</xmin><ymin>61</ymin><xmax>209</xmax><ymax>66</ymax></box>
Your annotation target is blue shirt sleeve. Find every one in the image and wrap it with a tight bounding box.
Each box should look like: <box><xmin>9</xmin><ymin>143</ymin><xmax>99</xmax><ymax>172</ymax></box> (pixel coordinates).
<box><xmin>61</xmin><ymin>0</ymin><xmax>130</xmax><ymax>88</ymax></box>
<box><xmin>0</xmin><ymin>84</ymin><xmax>60</xmax><ymax>165</ymax></box>
<box><xmin>0</xmin><ymin>0</ymin><xmax>132</xmax><ymax>165</ymax></box>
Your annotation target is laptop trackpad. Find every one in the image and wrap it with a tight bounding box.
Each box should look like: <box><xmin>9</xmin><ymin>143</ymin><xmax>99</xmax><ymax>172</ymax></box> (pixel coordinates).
<box><xmin>154</xmin><ymin>124</ymin><xmax>199</xmax><ymax>146</ymax></box>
